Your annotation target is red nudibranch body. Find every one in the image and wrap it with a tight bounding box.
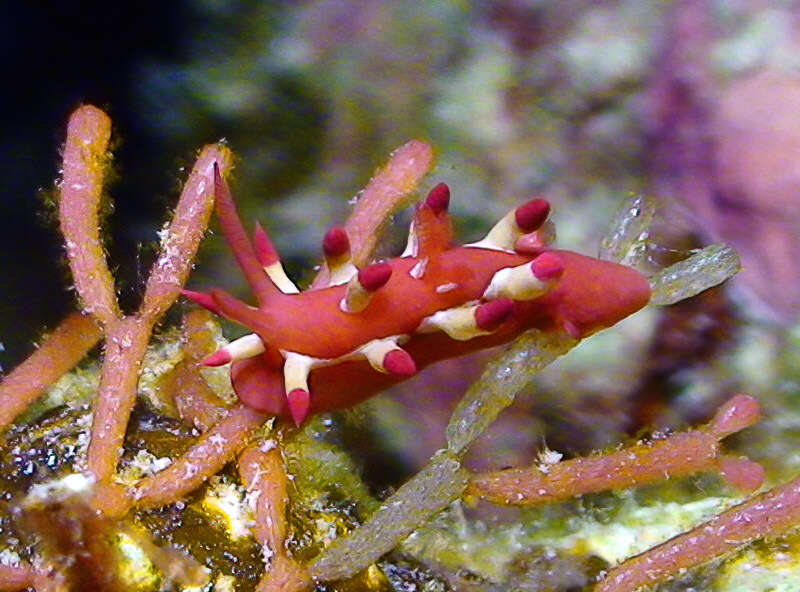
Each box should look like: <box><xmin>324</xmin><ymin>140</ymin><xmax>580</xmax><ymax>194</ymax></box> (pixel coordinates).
<box><xmin>185</xmin><ymin>168</ymin><xmax>651</xmax><ymax>426</ymax></box>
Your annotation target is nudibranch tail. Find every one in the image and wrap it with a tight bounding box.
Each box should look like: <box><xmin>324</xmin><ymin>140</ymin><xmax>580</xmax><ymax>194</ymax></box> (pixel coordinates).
<box><xmin>212</xmin><ymin>164</ymin><xmax>280</xmax><ymax>305</ymax></box>
<box><xmin>189</xmin><ymin>169</ymin><xmax>652</xmax><ymax>425</ymax></box>
<box><xmin>208</xmin><ymin>289</ymin><xmax>271</xmax><ymax>333</ymax></box>
<box><xmin>181</xmin><ymin>289</ymin><xmax>222</xmax><ymax>316</ymax></box>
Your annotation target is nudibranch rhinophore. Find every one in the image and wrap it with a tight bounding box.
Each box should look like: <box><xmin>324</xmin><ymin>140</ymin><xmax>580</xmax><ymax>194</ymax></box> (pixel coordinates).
<box><xmin>184</xmin><ymin>167</ymin><xmax>651</xmax><ymax>426</ymax></box>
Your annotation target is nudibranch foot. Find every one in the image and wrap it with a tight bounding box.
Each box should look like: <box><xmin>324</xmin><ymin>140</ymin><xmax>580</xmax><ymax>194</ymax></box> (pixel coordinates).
<box><xmin>187</xmin><ymin>170</ymin><xmax>652</xmax><ymax>425</ymax></box>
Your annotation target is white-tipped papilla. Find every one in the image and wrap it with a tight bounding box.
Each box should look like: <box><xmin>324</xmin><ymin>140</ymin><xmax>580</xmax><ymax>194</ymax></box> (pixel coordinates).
<box><xmin>401</xmin><ymin>220</ymin><xmax>418</xmax><ymax>258</ymax></box>
<box><xmin>340</xmin><ymin>278</ymin><xmax>370</xmax><ymax>313</ymax></box>
<box><xmin>263</xmin><ymin>262</ymin><xmax>300</xmax><ymax>294</ymax></box>
<box><xmin>328</xmin><ymin>261</ymin><xmax>358</xmax><ymax>287</ymax></box>
<box><xmin>482</xmin><ymin>262</ymin><xmax>552</xmax><ymax>301</ymax></box>
<box><xmin>417</xmin><ymin>303</ymin><xmax>489</xmax><ymax>341</ymax></box>
<box><xmin>358</xmin><ymin>336</ymin><xmax>405</xmax><ymax>373</ymax></box>
<box><xmin>282</xmin><ymin>352</ymin><xmax>315</xmax><ymax>396</ymax></box>
<box><xmin>465</xmin><ymin>210</ymin><xmax>518</xmax><ymax>252</ymax></box>
<box><xmin>226</xmin><ymin>332</ymin><xmax>267</xmax><ymax>360</ymax></box>
<box><xmin>466</xmin><ymin>199</ymin><xmax>550</xmax><ymax>253</ymax></box>
<box><xmin>203</xmin><ymin>332</ymin><xmax>267</xmax><ymax>366</ymax></box>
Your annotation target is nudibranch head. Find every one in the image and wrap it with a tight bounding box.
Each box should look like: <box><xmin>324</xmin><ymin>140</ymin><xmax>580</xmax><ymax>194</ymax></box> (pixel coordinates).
<box><xmin>186</xmin><ymin>168</ymin><xmax>651</xmax><ymax>425</ymax></box>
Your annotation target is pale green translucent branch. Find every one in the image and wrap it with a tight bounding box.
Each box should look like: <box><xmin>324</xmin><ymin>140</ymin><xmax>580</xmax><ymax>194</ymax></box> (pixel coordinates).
<box><xmin>649</xmin><ymin>244</ymin><xmax>741</xmax><ymax>306</ymax></box>
<box><xmin>309</xmin><ymin>450</ymin><xmax>468</xmax><ymax>581</ymax></box>
<box><xmin>308</xmin><ymin>332</ymin><xmax>574</xmax><ymax>581</ymax></box>
<box><xmin>598</xmin><ymin>194</ymin><xmax>657</xmax><ymax>266</ymax></box>
<box><xmin>446</xmin><ymin>331</ymin><xmax>577</xmax><ymax>455</ymax></box>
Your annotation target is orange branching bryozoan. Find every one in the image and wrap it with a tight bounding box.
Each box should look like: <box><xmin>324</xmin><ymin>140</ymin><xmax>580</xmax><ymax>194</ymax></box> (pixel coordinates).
<box><xmin>239</xmin><ymin>443</ymin><xmax>312</xmax><ymax>592</ymax></box>
<box><xmin>0</xmin><ymin>312</ymin><xmax>101</xmax><ymax>431</ymax></box>
<box><xmin>56</xmin><ymin>105</ymin><xmax>234</xmax><ymax>509</ymax></box>
<box><xmin>187</xmin><ymin>169</ymin><xmax>652</xmax><ymax>427</ymax></box>
<box><xmin>467</xmin><ymin>394</ymin><xmax>765</xmax><ymax>506</ymax></box>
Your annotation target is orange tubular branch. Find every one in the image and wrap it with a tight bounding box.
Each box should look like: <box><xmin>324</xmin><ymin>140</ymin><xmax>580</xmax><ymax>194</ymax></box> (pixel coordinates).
<box><xmin>0</xmin><ymin>312</ymin><xmax>101</xmax><ymax>432</ymax></box>
<box><xmin>239</xmin><ymin>443</ymin><xmax>311</xmax><ymax>592</ymax></box>
<box><xmin>169</xmin><ymin>310</ymin><xmax>231</xmax><ymax>431</ymax></box>
<box><xmin>140</xmin><ymin>147</ymin><xmax>233</xmax><ymax>320</ymax></box>
<box><xmin>467</xmin><ymin>395</ymin><xmax>764</xmax><ymax>506</ymax></box>
<box><xmin>0</xmin><ymin>563</ymin><xmax>35</xmax><ymax>592</ymax></box>
<box><xmin>0</xmin><ymin>562</ymin><xmax>61</xmax><ymax>592</ymax></box>
<box><xmin>58</xmin><ymin>105</ymin><xmax>119</xmax><ymax>326</ymax></box>
<box><xmin>133</xmin><ymin>404</ymin><xmax>265</xmax><ymax>509</ymax></box>
<box><xmin>597</xmin><ymin>474</ymin><xmax>800</xmax><ymax>592</ymax></box>
<box><xmin>60</xmin><ymin>110</ymin><xmax>234</xmax><ymax>486</ymax></box>
<box><xmin>311</xmin><ymin>139</ymin><xmax>434</xmax><ymax>288</ymax></box>
<box><xmin>86</xmin><ymin>316</ymin><xmax>153</xmax><ymax>484</ymax></box>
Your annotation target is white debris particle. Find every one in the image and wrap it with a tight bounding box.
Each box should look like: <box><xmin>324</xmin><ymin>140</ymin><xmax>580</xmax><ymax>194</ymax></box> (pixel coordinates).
<box><xmin>211</xmin><ymin>575</ymin><xmax>236</xmax><ymax>592</ymax></box>
<box><xmin>208</xmin><ymin>433</ymin><xmax>227</xmax><ymax>449</ymax></box>
<box><xmin>539</xmin><ymin>448</ymin><xmax>563</xmax><ymax>465</ymax></box>
<box><xmin>0</xmin><ymin>549</ymin><xmax>22</xmax><ymax>567</ymax></box>
<box><xmin>25</xmin><ymin>473</ymin><xmax>93</xmax><ymax>505</ymax></box>
<box><xmin>409</xmin><ymin>257</ymin><xmax>428</xmax><ymax>279</ymax></box>
<box><xmin>116</xmin><ymin>450</ymin><xmax>173</xmax><ymax>486</ymax></box>
<box><xmin>201</xmin><ymin>478</ymin><xmax>255</xmax><ymax>540</ymax></box>
<box><xmin>537</xmin><ymin>447</ymin><xmax>563</xmax><ymax>473</ymax></box>
<box><xmin>262</xmin><ymin>543</ymin><xmax>275</xmax><ymax>566</ymax></box>
<box><xmin>260</xmin><ymin>439</ymin><xmax>277</xmax><ymax>453</ymax></box>
<box><xmin>315</xmin><ymin>517</ymin><xmax>340</xmax><ymax>544</ymax></box>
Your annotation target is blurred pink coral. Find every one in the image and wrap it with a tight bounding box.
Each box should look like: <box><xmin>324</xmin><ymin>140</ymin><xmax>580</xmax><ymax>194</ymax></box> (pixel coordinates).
<box><xmin>709</xmin><ymin>71</ymin><xmax>800</xmax><ymax>321</ymax></box>
<box><xmin>646</xmin><ymin>1</ymin><xmax>800</xmax><ymax>322</ymax></box>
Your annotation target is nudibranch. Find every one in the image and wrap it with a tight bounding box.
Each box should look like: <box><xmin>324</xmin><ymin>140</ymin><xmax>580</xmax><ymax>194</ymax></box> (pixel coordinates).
<box><xmin>184</xmin><ymin>167</ymin><xmax>651</xmax><ymax>426</ymax></box>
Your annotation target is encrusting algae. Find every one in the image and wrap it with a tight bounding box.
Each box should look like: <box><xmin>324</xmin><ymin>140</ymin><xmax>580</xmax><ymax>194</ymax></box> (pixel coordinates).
<box><xmin>0</xmin><ymin>104</ymin><xmax>794</xmax><ymax>591</ymax></box>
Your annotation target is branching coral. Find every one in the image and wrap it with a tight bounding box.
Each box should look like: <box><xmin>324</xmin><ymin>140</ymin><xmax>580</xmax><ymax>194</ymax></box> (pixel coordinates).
<box><xmin>239</xmin><ymin>443</ymin><xmax>310</xmax><ymax>592</ymax></box>
<box><xmin>0</xmin><ymin>312</ymin><xmax>101</xmax><ymax>432</ymax></box>
<box><xmin>466</xmin><ymin>394</ymin><xmax>764</xmax><ymax>507</ymax></box>
<box><xmin>0</xmin><ymin>105</ymin><xmax>791</xmax><ymax>591</ymax></box>
<box><xmin>165</xmin><ymin>310</ymin><xmax>231</xmax><ymax>431</ymax></box>
<box><xmin>598</xmin><ymin>473</ymin><xmax>800</xmax><ymax>591</ymax></box>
